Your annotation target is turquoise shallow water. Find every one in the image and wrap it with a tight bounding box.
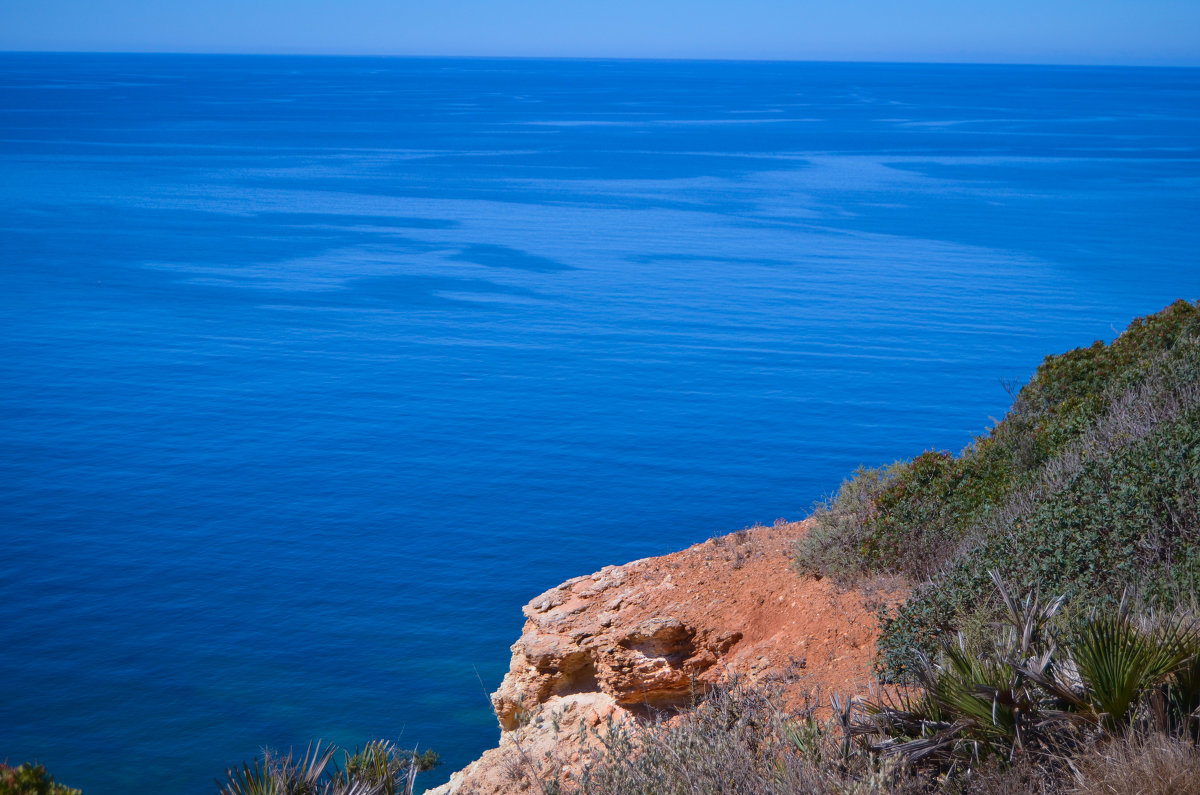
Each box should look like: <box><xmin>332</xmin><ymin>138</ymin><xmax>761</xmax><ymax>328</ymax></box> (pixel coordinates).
<box><xmin>1</xmin><ymin>54</ymin><xmax>1198</xmax><ymax>792</ymax></box>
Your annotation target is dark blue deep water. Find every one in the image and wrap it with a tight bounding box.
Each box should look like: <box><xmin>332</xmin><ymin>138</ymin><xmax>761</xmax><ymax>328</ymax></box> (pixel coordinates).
<box><xmin>1</xmin><ymin>54</ymin><xmax>1198</xmax><ymax>792</ymax></box>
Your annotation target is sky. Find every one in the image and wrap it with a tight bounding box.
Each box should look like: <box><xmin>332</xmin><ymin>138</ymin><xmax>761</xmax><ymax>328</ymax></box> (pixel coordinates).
<box><xmin>1</xmin><ymin>0</ymin><xmax>1198</xmax><ymax>65</ymax></box>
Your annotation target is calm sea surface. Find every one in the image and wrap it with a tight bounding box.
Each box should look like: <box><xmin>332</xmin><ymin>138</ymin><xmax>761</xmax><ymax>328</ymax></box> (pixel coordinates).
<box><xmin>1</xmin><ymin>54</ymin><xmax>1197</xmax><ymax>792</ymax></box>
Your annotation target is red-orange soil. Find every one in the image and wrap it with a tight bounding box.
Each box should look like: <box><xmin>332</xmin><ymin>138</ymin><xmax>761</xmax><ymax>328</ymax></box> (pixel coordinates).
<box><xmin>428</xmin><ymin>519</ymin><xmax>907</xmax><ymax>795</ymax></box>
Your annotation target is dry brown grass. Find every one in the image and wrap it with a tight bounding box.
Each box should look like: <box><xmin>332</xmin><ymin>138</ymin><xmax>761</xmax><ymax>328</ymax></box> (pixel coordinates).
<box><xmin>1070</xmin><ymin>733</ymin><xmax>1200</xmax><ymax>795</ymax></box>
<box><xmin>513</xmin><ymin>677</ymin><xmax>1200</xmax><ymax>795</ymax></box>
<box><xmin>571</xmin><ymin>682</ymin><xmax>923</xmax><ymax>795</ymax></box>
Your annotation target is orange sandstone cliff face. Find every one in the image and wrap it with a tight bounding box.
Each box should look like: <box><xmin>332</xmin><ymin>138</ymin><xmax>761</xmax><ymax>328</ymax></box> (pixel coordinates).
<box><xmin>427</xmin><ymin>520</ymin><xmax>905</xmax><ymax>795</ymax></box>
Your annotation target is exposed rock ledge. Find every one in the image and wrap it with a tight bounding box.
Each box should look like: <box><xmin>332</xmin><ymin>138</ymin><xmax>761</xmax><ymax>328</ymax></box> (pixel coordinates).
<box><xmin>427</xmin><ymin>519</ymin><xmax>905</xmax><ymax>795</ymax></box>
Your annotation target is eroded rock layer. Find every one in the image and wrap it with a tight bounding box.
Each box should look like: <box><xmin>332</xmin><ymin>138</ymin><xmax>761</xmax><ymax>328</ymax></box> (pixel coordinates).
<box><xmin>428</xmin><ymin>520</ymin><xmax>904</xmax><ymax>795</ymax></box>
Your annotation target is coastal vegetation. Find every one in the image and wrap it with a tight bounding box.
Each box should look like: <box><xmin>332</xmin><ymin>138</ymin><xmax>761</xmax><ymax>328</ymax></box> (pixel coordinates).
<box><xmin>0</xmin><ymin>763</ymin><xmax>79</xmax><ymax>795</ymax></box>
<box><xmin>1</xmin><ymin>743</ymin><xmax>441</xmax><ymax>795</ymax></box>
<box><xmin>795</xmin><ymin>299</ymin><xmax>1200</xmax><ymax>677</ymax></box>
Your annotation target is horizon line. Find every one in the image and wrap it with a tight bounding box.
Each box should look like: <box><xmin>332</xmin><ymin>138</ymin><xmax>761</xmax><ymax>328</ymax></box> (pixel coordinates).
<box><xmin>1</xmin><ymin>48</ymin><xmax>1198</xmax><ymax>70</ymax></box>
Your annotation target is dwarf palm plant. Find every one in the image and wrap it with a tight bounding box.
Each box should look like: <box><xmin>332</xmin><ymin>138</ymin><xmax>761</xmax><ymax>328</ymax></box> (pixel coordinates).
<box><xmin>862</xmin><ymin>574</ymin><xmax>1200</xmax><ymax>778</ymax></box>
<box><xmin>1171</xmin><ymin>647</ymin><xmax>1200</xmax><ymax>740</ymax></box>
<box><xmin>219</xmin><ymin>740</ymin><xmax>436</xmax><ymax>795</ymax></box>
<box><xmin>1025</xmin><ymin>597</ymin><xmax>1200</xmax><ymax>733</ymax></box>
<box><xmin>219</xmin><ymin>742</ymin><xmax>336</xmax><ymax>795</ymax></box>
<box><xmin>861</xmin><ymin>573</ymin><xmax>1067</xmax><ymax>767</ymax></box>
<box><xmin>337</xmin><ymin>742</ymin><xmax>439</xmax><ymax>795</ymax></box>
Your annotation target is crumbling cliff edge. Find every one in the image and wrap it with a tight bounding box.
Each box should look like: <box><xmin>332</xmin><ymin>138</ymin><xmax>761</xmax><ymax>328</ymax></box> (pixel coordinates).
<box><xmin>428</xmin><ymin>519</ymin><xmax>905</xmax><ymax>795</ymax></box>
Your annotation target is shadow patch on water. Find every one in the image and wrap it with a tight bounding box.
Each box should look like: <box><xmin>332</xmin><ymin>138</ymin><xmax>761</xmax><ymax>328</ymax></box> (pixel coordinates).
<box><xmin>253</xmin><ymin>212</ymin><xmax>461</xmax><ymax>231</ymax></box>
<box><xmin>451</xmin><ymin>243</ymin><xmax>574</xmax><ymax>273</ymax></box>
<box><xmin>350</xmin><ymin>273</ymin><xmax>546</xmax><ymax>309</ymax></box>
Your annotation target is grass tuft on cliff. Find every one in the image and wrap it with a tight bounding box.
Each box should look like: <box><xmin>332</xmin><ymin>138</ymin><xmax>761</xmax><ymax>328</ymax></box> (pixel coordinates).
<box><xmin>794</xmin><ymin>299</ymin><xmax>1200</xmax><ymax>677</ymax></box>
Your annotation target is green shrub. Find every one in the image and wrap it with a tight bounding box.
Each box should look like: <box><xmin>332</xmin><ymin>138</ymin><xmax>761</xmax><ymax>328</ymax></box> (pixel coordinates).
<box><xmin>793</xmin><ymin>299</ymin><xmax>1200</xmax><ymax>677</ymax></box>
<box><xmin>0</xmin><ymin>763</ymin><xmax>80</xmax><ymax>795</ymax></box>
<box><xmin>794</xmin><ymin>463</ymin><xmax>900</xmax><ymax>583</ymax></box>
<box><xmin>877</xmin><ymin>410</ymin><xmax>1200</xmax><ymax>675</ymax></box>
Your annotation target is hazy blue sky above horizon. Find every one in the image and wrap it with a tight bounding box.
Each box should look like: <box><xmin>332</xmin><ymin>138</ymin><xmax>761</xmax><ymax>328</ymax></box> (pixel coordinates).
<box><xmin>1</xmin><ymin>0</ymin><xmax>1198</xmax><ymax>65</ymax></box>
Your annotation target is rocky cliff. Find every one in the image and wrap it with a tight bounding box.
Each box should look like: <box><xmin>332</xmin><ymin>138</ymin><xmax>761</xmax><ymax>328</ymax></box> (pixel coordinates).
<box><xmin>428</xmin><ymin>519</ymin><xmax>904</xmax><ymax>794</ymax></box>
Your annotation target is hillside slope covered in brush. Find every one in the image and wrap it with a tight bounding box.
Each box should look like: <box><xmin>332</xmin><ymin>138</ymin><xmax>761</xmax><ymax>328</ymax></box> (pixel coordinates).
<box><xmin>796</xmin><ymin>300</ymin><xmax>1200</xmax><ymax>676</ymax></box>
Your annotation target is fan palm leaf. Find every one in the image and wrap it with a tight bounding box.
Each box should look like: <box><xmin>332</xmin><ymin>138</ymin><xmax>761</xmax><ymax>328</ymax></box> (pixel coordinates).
<box><xmin>1069</xmin><ymin>602</ymin><xmax>1198</xmax><ymax>732</ymax></box>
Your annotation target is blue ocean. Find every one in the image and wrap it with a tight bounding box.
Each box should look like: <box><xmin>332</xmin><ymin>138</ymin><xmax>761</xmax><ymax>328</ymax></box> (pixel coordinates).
<box><xmin>1</xmin><ymin>54</ymin><xmax>1197</xmax><ymax>792</ymax></box>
